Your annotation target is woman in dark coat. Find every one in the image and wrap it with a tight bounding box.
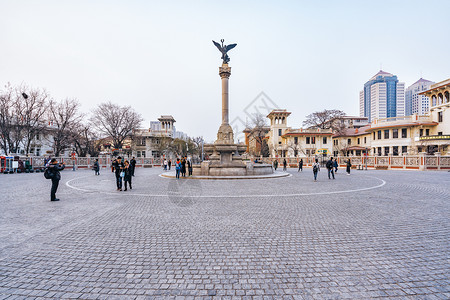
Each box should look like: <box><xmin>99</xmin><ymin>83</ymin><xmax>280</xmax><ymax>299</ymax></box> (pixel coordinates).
<box><xmin>123</xmin><ymin>160</ymin><xmax>132</xmax><ymax>190</ymax></box>
<box><xmin>346</xmin><ymin>159</ymin><xmax>352</xmax><ymax>175</ymax></box>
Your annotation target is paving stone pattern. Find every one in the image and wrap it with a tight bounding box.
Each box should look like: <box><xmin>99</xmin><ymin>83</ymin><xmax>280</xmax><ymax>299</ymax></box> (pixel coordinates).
<box><xmin>0</xmin><ymin>168</ymin><xmax>449</xmax><ymax>299</ymax></box>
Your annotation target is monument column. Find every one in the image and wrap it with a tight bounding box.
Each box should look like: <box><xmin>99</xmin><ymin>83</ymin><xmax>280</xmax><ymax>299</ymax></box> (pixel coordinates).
<box><xmin>219</xmin><ymin>64</ymin><xmax>231</xmax><ymax>125</ymax></box>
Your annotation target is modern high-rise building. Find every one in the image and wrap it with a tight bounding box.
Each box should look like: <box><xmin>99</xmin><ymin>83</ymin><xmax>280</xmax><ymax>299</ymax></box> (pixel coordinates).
<box><xmin>359</xmin><ymin>70</ymin><xmax>405</xmax><ymax>121</ymax></box>
<box><xmin>405</xmin><ymin>78</ymin><xmax>435</xmax><ymax>116</ymax></box>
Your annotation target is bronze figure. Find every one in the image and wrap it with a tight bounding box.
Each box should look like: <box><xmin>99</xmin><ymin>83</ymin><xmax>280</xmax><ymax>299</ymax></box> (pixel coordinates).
<box><xmin>212</xmin><ymin>39</ymin><xmax>237</xmax><ymax>64</ymax></box>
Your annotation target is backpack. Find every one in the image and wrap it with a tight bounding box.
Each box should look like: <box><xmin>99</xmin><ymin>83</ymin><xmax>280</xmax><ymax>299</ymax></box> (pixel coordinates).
<box><xmin>44</xmin><ymin>168</ymin><xmax>53</xmax><ymax>179</ymax></box>
<box><xmin>313</xmin><ymin>164</ymin><xmax>318</xmax><ymax>172</ymax></box>
<box><xmin>326</xmin><ymin>160</ymin><xmax>332</xmax><ymax>169</ymax></box>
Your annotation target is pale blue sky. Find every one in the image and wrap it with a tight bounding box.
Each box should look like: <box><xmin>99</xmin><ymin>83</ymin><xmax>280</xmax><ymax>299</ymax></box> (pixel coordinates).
<box><xmin>1</xmin><ymin>0</ymin><xmax>449</xmax><ymax>141</ymax></box>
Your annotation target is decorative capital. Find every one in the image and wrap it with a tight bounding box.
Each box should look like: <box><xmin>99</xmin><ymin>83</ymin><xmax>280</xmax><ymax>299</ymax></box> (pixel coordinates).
<box><xmin>219</xmin><ymin>64</ymin><xmax>231</xmax><ymax>79</ymax></box>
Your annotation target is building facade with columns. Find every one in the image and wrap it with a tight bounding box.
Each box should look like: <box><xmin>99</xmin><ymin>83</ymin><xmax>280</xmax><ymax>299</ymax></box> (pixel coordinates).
<box><xmin>265</xmin><ymin>110</ymin><xmax>333</xmax><ymax>157</ymax></box>
<box><xmin>418</xmin><ymin>78</ymin><xmax>450</xmax><ymax>154</ymax></box>
<box><xmin>132</xmin><ymin>115</ymin><xmax>177</xmax><ymax>158</ymax></box>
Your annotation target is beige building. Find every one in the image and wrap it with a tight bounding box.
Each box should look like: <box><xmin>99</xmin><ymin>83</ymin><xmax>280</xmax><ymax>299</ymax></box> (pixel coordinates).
<box><xmin>132</xmin><ymin>115</ymin><xmax>177</xmax><ymax>158</ymax></box>
<box><xmin>265</xmin><ymin>109</ymin><xmax>333</xmax><ymax>157</ymax></box>
<box><xmin>332</xmin><ymin>126</ymin><xmax>371</xmax><ymax>157</ymax></box>
<box><xmin>419</xmin><ymin>78</ymin><xmax>450</xmax><ymax>154</ymax></box>
<box><xmin>367</xmin><ymin>115</ymin><xmax>438</xmax><ymax>156</ymax></box>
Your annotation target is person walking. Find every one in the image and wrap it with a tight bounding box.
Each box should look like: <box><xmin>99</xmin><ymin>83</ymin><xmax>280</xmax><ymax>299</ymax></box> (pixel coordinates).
<box><xmin>175</xmin><ymin>158</ymin><xmax>181</xmax><ymax>179</ymax></box>
<box><xmin>298</xmin><ymin>159</ymin><xmax>303</xmax><ymax>172</ymax></box>
<box><xmin>273</xmin><ymin>159</ymin><xmax>278</xmax><ymax>171</ymax></box>
<box><xmin>346</xmin><ymin>159</ymin><xmax>352</xmax><ymax>175</ymax></box>
<box><xmin>46</xmin><ymin>158</ymin><xmax>65</xmax><ymax>201</ymax></box>
<box><xmin>123</xmin><ymin>160</ymin><xmax>132</xmax><ymax>191</ymax></box>
<box><xmin>168</xmin><ymin>159</ymin><xmax>172</xmax><ymax>170</ymax></box>
<box><xmin>312</xmin><ymin>158</ymin><xmax>320</xmax><ymax>181</ymax></box>
<box><xmin>112</xmin><ymin>156</ymin><xmax>124</xmax><ymax>191</ymax></box>
<box><xmin>333</xmin><ymin>159</ymin><xmax>338</xmax><ymax>173</ymax></box>
<box><xmin>187</xmin><ymin>158</ymin><xmax>193</xmax><ymax>176</ymax></box>
<box><xmin>93</xmin><ymin>159</ymin><xmax>100</xmax><ymax>175</ymax></box>
<box><xmin>283</xmin><ymin>159</ymin><xmax>287</xmax><ymax>171</ymax></box>
<box><xmin>326</xmin><ymin>157</ymin><xmax>335</xmax><ymax>179</ymax></box>
<box><xmin>130</xmin><ymin>157</ymin><xmax>136</xmax><ymax>176</ymax></box>
<box><xmin>181</xmin><ymin>157</ymin><xmax>187</xmax><ymax>177</ymax></box>
<box><xmin>163</xmin><ymin>158</ymin><xmax>167</xmax><ymax>171</ymax></box>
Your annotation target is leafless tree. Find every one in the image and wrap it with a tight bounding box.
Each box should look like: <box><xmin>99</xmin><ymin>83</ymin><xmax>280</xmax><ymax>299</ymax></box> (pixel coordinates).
<box><xmin>0</xmin><ymin>83</ymin><xmax>15</xmax><ymax>154</ymax></box>
<box><xmin>333</xmin><ymin>138</ymin><xmax>349</xmax><ymax>157</ymax></box>
<box><xmin>72</xmin><ymin>123</ymin><xmax>101</xmax><ymax>157</ymax></box>
<box><xmin>303</xmin><ymin>109</ymin><xmax>346</xmax><ymax>133</ymax></box>
<box><xmin>247</xmin><ymin>113</ymin><xmax>270</xmax><ymax>156</ymax></box>
<box><xmin>91</xmin><ymin>102</ymin><xmax>143</xmax><ymax>150</ymax></box>
<box><xmin>48</xmin><ymin>98</ymin><xmax>84</xmax><ymax>156</ymax></box>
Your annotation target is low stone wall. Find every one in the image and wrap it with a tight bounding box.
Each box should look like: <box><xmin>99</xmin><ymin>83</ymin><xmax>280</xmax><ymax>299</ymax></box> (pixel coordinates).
<box><xmin>258</xmin><ymin>155</ymin><xmax>450</xmax><ymax>171</ymax></box>
<box><xmin>11</xmin><ymin>155</ymin><xmax>450</xmax><ymax>171</ymax></box>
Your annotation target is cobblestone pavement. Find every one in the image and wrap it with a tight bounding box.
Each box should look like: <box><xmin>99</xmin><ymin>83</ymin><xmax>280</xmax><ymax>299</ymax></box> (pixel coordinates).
<box><xmin>0</xmin><ymin>167</ymin><xmax>449</xmax><ymax>299</ymax></box>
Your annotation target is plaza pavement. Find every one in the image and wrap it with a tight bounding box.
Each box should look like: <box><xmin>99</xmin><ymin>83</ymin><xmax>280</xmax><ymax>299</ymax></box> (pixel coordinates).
<box><xmin>0</xmin><ymin>167</ymin><xmax>449</xmax><ymax>299</ymax></box>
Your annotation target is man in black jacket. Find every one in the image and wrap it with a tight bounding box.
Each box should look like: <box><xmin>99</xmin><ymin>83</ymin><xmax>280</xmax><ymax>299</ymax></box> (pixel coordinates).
<box><xmin>47</xmin><ymin>158</ymin><xmax>65</xmax><ymax>201</ymax></box>
<box><xmin>326</xmin><ymin>157</ymin><xmax>335</xmax><ymax>179</ymax></box>
<box><xmin>130</xmin><ymin>157</ymin><xmax>136</xmax><ymax>176</ymax></box>
<box><xmin>112</xmin><ymin>157</ymin><xmax>124</xmax><ymax>191</ymax></box>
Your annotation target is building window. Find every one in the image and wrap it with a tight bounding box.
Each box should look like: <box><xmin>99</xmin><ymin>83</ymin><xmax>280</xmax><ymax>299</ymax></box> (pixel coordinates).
<box><xmin>438</xmin><ymin>111</ymin><xmax>443</xmax><ymax>122</ymax></box>
<box><xmin>306</xmin><ymin>137</ymin><xmax>310</xmax><ymax>144</ymax></box>
<box><xmin>402</xmin><ymin>146</ymin><xmax>407</xmax><ymax>154</ymax></box>
<box><xmin>373</xmin><ymin>132</ymin><xmax>376</xmax><ymax>139</ymax></box>
<box><xmin>393</xmin><ymin>129</ymin><xmax>398</xmax><ymax>138</ymax></box>
<box><xmin>402</xmin><ymin>128</ymin><xmax>407</xmax><ymax>138</ymax></box>
<box><xmin>311</xmin><ymin>137</ymin><xmax>315</xmax><ymax>144</ymax></box>
<box><xmin>384</xmin><ymin>146</ymin><xmax>389</xmax><ymax>155</ymax></box>
<box><xmin>36</xmin><ymin>134</ymin><xmax>40</xmax><ymax>140</ymax></box>
<box><xmin>393</xmin><ymin>146</ymin><xmax>399</xmax><ymax>156</ymax></box>
<box><xmin>36</xmin><ymin>148</ymin><xmax>41</xmax><ymax>156</ymax></box>
<box><xmin>347</xmin><ymin>138</ymin><xmax>351</xmax><ymax>145</ymax></box>
<box><xmin>294</xmin><ymin>137</ymin><xmax>298</xmax><ymax>144</ymax></box>
<box><xmin>294</xmin><ymin>150</ymin><xmax>298</xmax><ymax>157</ymax></box>
<box><xmin>426</xmin><ymin>129</ymin><xmax>430</xmax><ymax>136</ymax></box>
<box><xmin>357</xmin><ymin>138</ymin><xmax>360</xmax><ymax>145</ymax></box>
<box><xmin>377</xmin><ymin>147</ymin><xmax>382</xmax><ymax>156</ymax></box>
<box><xmin>438</xmin><ymin>132</ymin><xmax>443</xmax><ymax>136</ymax></box>
<box><xmin>323</xmin><ymin>137</ymin><xmax>327</xmax><ymax>144</ymax></box>
<box><xmin>377</xmin><ymin>131</ymin><xmax>382</xmax><ymax>139</ymax></box>
<box><xmin>137</xmin><ymin>138</ymin><xmax>146</xmax><ymax>146</ymax></box>
<box><xmin>364</xmin><ymin>137</ymin><xmax>367</xmax><ymax>144</ymax></box>
<box><xmin>419</xmin><ymin>129</ymin><xmax>423</xmax><ymax>137</ymax></box>
<box><xmin>278</xmin><ymin>129</ymin><xmax>282</xmax><ymax>136</ymax></box>
<box><xmin>384</xmin><ymin>130</ymin><xmax>389</xmax><ymax>139</ymax></box>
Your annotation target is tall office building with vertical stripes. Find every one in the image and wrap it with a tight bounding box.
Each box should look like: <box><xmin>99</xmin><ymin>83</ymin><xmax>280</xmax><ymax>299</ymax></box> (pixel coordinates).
<box><xmin>359</xmin><ymin>70</ymin><xmax>405</xmax><ymax>122</ymax></box>
<box><xmin>405</xmin><ymin>78</ymin><xmax>435</xmax><ymax>116</ymax></box>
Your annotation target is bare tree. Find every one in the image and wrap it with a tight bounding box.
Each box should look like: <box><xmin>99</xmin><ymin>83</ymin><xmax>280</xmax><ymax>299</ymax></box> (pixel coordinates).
<box><xmin>152</xmin><ymin>135</ymin><xmax>173</xmax><ymax>158</ymax></box>
<box><xmin>303</xmin><ymin>109</ymin><xmax>346</xmax><ymax>133</ymax></box>
<box><xmin>71</xmin><ymin>123</ymin><xmax>99</xmax><ymax>157</ymax></box>
<box><xmin>91</xmin><ymin>102</ymin><xmax>143</xmax><ymax>150</ymax></box>
<box><xmin>9</xmin><ymin>84</ymin><xmax>50</xmax><ymax>155</ymax></box>
<box><xmin>48</xmin><ymin>98</ymin><xmax>84</xmax><ymax>156</ymax></box>
<box><xmin>0</xmin><ymin>83</ymin><xmax>15</xmax><ymax>154</ymax></box>
<box><xmin>247</xmin><ymin>113</ymin><xmax>270</xmax><ymax>156</ymax></box>
<box><xmin>333</xmin><ymin>138</ymin><xmax>349</xmax><ymax>157</ymax></box>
